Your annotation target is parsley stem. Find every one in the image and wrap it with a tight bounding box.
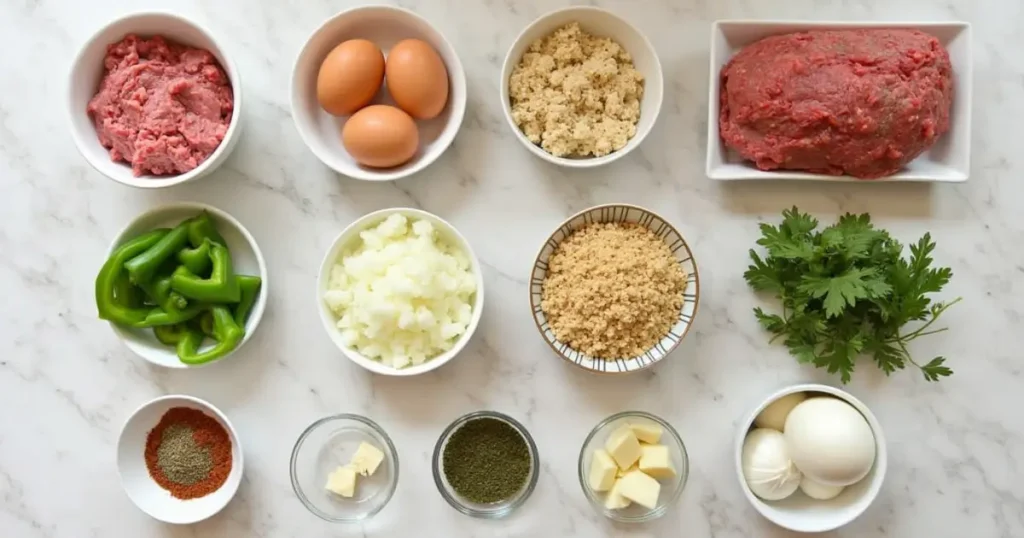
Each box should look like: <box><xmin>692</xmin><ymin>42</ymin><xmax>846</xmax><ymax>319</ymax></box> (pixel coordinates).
<box><xmin>907</xmin><ymin>328</ymin><xmax>949</xmax><ymax>339</ymax></box>
<box><xmin>894</xmin><ymin>297</ymin><xmax>962</xmax><ymax>342</ymax></box>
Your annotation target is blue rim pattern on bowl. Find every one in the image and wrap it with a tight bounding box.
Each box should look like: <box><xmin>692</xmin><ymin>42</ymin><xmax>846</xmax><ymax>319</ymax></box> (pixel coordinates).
<box><xmin>529</xmin><ymin>204</ymin><xmax>700</xmax><ymax>373</ymax></box>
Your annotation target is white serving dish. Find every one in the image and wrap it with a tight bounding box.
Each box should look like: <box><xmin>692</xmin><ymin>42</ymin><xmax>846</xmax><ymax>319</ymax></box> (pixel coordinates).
<box><xmin>707</xmin><ymin>20</ymin><xmax>972</xmax><ymax>182</ymax></box>
<box><xmin>117</xmin><ymin>395</ymin><xmax>243</xmax><ymax>524</ymax></box>
<box><xmin>316</xmin><ymin>208</ymin><xmax>484</xmax><ymax>376</ymax></box>
<box><xmin>500</xmin><ymin>6</ymin><xmax>663</xmax><ymax>168</ymax></box>
<box><xmin>735</xmin><ymin>384</ymin><xmax>888</xmax><ymax>533</ymax></box>
<box><xmin>68</xmin><ymin>11</ymin><xmax>243</xmax><ymax>188</ymax></box>
<box><xmin>529</xmin><ymin>204</ymin><xmax>699</xmax><ymax>373</ymax></box>
<box><xmin>291</xmin><ymin>5</ymin><xmax>466</xmax><ymax>181</ymax></box>
<box><xmin>105</xmin><ymin>202</ymin><xmax>268</xmax><ymax>368</ymax></box>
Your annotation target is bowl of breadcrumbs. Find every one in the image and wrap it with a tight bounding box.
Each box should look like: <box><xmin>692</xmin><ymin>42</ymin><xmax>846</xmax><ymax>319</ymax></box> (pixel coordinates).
<box><xmin>501</xmin><ymin>7</ymin><xmax>663</xmax><ymax>167</ymax></box>
<box><xmin>529</xmin><ymin>204</ymin><xmax>699</xmax><ymax>373</ymax></box>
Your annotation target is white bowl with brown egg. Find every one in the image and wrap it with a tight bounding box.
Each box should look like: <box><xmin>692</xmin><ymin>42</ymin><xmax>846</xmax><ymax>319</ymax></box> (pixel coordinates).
<box><xmin>291</xmin><ymin>5</ymin><xmax>467</xmax><ymax>181</ymax></box>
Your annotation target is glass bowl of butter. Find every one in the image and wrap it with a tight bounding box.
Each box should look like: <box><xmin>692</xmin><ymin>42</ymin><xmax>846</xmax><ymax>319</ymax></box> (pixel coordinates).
<box><xmin>290</xmin><ymin>414</ymin><xmax>399</xmax><ymax>522</ymax></box>
<box><xmin>578</xmin><ymin>411</ymin><xmax>688</xmax><ymax>522</ymax></box>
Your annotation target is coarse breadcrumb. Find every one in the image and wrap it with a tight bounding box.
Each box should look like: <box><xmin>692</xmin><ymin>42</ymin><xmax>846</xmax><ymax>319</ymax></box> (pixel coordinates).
<box><xmin>540</xmin><ymin>223</ymin><xmax>686</xmax><ymax>359</ymax></box>
<box><xmin>509</xmin><ymin>23</ymin><xmax>644</xmax><ymax>158</ymax></box>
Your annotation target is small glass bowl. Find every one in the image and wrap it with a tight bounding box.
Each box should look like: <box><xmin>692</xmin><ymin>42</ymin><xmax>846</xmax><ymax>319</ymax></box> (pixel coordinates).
<box><xmin>432</xmin><ymin>411</ymin><xmax>540</xmax><ymax>518</ymax></box>
<box><xmin>578</xmin><ymin>411</ymin><xmax>689</xmax><ymax>522</ymax></box>
<box><xmin>290</xmin><ymin>414</ymin><xmax>399</xmax><ymax>522</ymax></box>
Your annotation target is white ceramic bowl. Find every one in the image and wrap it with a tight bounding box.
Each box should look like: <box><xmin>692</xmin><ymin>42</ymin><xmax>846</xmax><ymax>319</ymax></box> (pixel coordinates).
<box><xmin>68</xmin><ymin>11</ymin><xmax>243</xmax><ymax>188</ymax></box>
<box><xmin>117</xmin><ymin>395</ymin><xmax>243</xmax><ymax>524</ymax></box>
<box><xmin>500</xmin><ymin>6</ymin><xmax>663</xmax><ymax>168</ymax></box>
<box><xmin>316</xmin><ymin>208</ymin><xmax>484</xmax><ymax>376</ymax></box>
<box><xmin>734</xmin><ymin>384</ymin><xmax>888</xmax><ymax>533</ymax></box>
<box><xmin>291</xmin><ymin>5</ymin><xmax>467</xmax><ymax>181</ymax></box>
<box><xmin>707</xmin><ymin>20</ymin><xmax>972</xmax><ymax>182</ymax></box>
<box><xmin>105</xmin><ymin>202</ymin><xmax>268</xmax><ymax>368</ymax></box>
<box><xmin>529</xmin><ymin>204</ymin><xmax>699</xmax><ymax>373</ymax></box>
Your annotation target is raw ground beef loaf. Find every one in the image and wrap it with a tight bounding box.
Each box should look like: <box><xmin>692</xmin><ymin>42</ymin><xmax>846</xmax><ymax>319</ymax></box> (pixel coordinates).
<box><xmin>719</xmin><ymin>29</ymin><xmax>953</xmax><ymax>179</ymax></box>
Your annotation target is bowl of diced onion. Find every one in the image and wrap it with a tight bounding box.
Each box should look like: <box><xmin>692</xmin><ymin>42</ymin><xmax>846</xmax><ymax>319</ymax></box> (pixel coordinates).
<box><xmin>316</xmin><ymin>208</ymin><xmax>485</xmax><ymax>376</ymax></box>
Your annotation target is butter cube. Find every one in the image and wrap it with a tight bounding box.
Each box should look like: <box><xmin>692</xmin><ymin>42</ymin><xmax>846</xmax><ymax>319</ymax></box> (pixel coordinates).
<box><xmin>604</xmin><ymin>428</ymin><xmax>642</xmax><ymax>470</ymax></box>
<box><xmin>603</xmin><ymin>478</ymin><xmax>632</xmax><ymax>510</ymax></box>
<box><xmin>616</xmin><ymin>463</ymin><xmax>639</xmax><ymax>478</ymax></box>
<box><xmin>325</xmin><ymin>465</ymin><xmax>357</xmax><ymax>498</ymax></box>
<box><xmin>350</xmin><ymin>442</ymin><xmax>385</xmax><ymax>477</ymax></box>
<box><xmin>588</xmin><ymin>450</ymin><xmax>618</xmax><ymax>492</ymax></box>
<box><xmin>617</xmin><ymin>470</ymin><xmax>661</xmax><ymax>509</ymax></box>
<box><xmin>639</xmin><ymin>444</ymin><xmax>676</xmax><ymax>479</ymax></box>
<box><xmin>629</xmin><ymin>423</ymin><xmax>663</xmax><ymax>444</ymax></box>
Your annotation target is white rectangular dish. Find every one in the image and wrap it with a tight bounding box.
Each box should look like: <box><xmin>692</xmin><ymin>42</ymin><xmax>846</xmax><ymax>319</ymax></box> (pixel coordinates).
<box><xmin>706</xmin><ymin>20</ymin><xmax>972</xmax><ymax>182</ymax></box>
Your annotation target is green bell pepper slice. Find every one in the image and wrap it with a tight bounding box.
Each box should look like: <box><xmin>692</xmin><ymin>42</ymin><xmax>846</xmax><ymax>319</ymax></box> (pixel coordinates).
<box><xmin>96</xmin><ymin>229</ymin><xmax>169</xmax><ymax>326</ymax></box>
<box><xmin>134</xmin><ymin>304</ymin><xmax>205</xmax><ymax>328</ymax></box>
<box><xmin>125</xmin><ymin>220</ymin><xmax>191</xmax><ymax>285</ymax></box>
<box><xmin>139</xmin><ymin>275</ymin><xmax>189</xmax><ymax>313</ymax></box>
<box><xmin>169</xmin><ymin>240</ymin><xmax>240</xmax><ymax>303</ymax></box>
<box><xmin>177</xmin><ymin>241</ymin><xmax>213</xmax><ymax>277</ymax></box>
<box><xmin>176</xmin><ymin>306</ymin><xmax>244</xmax><ymax>365</ymax></box>
<box><xmin>113</xmin><ymin>271</ymin><xmax>145</xmax><ymax>308</ymax></box>
<box><xmin>187</xmin><ymin>211</ymin><xmax>226</xmax><ymax>248</ymax></box>
<box><xmin>192</xmin><ymin>310</ymin><xmax>216</xmax><ymax>337</ymax></box>
<box><xmin>153</xmin><ymin>323</ymin><xmax>189</xmax><ymax>345</ymax></box>
<box><xmin>233</xmin><ymin>275</ymin><xmax>262</xmax><ymax>326</ymax></box>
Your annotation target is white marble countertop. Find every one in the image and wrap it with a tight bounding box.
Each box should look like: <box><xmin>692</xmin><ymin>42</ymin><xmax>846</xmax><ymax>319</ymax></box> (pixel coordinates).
<box><xmin>2</xmin><ymin>0</ymin><xmax>1022</xmax><ymax>536</ymax></box>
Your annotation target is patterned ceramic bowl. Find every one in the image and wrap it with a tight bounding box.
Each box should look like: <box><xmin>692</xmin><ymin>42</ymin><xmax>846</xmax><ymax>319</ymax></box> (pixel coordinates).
<box><xmin>529</xmin><ymin>204</ymin><xmax>699</xmax><ymax>373</ymax></box>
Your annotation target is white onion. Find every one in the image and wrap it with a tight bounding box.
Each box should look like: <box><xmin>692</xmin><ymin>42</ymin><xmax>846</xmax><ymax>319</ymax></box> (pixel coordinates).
<box><xmin>324</xmin><ymin>213</ymin><xmax>477</xmax><ymax>368</ymax></box>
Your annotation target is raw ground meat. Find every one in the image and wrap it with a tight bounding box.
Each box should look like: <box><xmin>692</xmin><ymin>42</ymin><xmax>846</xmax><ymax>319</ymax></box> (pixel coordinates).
<box><xmin>719</xmin><ymin>29</ymin><xmax>953</xmax><ymax>179</ymax></box>
<box><xmin>87</xmin><ymin>34</ymin><xmax>234</xmax><ymax>177</ymax></box>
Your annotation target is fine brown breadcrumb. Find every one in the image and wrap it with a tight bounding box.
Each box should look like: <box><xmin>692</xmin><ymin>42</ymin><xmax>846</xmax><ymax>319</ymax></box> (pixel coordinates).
<box><xmin>541</xmin><ymin>223</ymin><xmax>687</xmax><ymax>359</ymax></box>
<box><xmin>509</xmin><ymin>22</ymin><xmax>644</xmax><ymax>158</ymax></box>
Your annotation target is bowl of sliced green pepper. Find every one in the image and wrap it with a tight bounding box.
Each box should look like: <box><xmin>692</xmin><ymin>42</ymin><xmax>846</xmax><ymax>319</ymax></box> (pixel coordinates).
<box><xmin>98</xmin><ymin>203</ymin><xmax>268</xmax><ymax>368</ymax></box>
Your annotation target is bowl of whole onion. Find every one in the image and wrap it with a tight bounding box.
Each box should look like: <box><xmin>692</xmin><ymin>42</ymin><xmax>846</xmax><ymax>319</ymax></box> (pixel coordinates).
<box><xmin>316</xmin><ymin>208</ymin><xmax>485</xmax><ymax>376</ymax></box>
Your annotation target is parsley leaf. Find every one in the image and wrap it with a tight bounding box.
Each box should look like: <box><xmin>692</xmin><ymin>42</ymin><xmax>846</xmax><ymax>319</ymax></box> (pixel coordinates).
<box><xmin>744</xmin><ymin>208</ymin><xmax>959</xmax><ymax>383</ymax></box>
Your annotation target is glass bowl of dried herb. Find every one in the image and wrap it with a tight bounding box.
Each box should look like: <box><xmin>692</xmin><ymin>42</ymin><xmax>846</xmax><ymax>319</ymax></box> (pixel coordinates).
<box><xmin>432</xmin><ymin>410</ymin><xmax>540</xmax><ymax>518</ymax></box>
<box><xmin>578</xmin><ymin>411</ymin><xmax>688</xmax><ymax>522</ymax></box>
<box><xmin>290</xmin><ymin>414</ymin><xmax>399</xmax><ymax>522</ymax></box>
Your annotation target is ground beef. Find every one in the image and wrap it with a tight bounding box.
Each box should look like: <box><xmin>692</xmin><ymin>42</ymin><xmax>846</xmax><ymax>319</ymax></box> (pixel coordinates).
<box><xmin>719</xmin><ymin>29</ymin><xmax>953</xmax><ymax>179</ymax></box>
<box><xmin>87</xmin><ymin>35</ymin><xmax>234</xmax><ymax>177</ymax></box>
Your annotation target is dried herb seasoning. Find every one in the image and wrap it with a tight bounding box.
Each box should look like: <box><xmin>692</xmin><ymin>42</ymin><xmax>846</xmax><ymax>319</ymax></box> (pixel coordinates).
<box><xmin>442</xmin><ymin>417</ymin><xmax>531</xmax><ymax>503</ymax></box>
<box><xmin>144</xmin><ymin>407</ymin><xmax>232</xmax><ymax>499</ymax></box>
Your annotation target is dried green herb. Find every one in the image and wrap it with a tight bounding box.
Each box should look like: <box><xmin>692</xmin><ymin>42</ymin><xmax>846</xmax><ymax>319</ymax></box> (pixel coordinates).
<box><xmin>156</xmin><ymin>424</ymin><xmax>212</xmax><ymax>485</ymax></box>
<box><xmin>442</xmin><ymin>417</ymin><xmax>531</xmax><ymax>503</ymax></box>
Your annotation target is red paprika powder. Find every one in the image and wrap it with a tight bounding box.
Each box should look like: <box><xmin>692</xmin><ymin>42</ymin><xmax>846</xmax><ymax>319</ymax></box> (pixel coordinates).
<box><xmin>144</xmin><ymin>406</ymin><xmax>233</xmax><ymax>500</ymax></box>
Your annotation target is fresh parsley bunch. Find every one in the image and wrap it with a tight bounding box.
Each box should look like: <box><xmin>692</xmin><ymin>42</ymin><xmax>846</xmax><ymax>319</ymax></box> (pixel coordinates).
<box><xmin>744</xmin><ymin>207</ymin><xmax>960</xmax><ymax>383</ymax></box>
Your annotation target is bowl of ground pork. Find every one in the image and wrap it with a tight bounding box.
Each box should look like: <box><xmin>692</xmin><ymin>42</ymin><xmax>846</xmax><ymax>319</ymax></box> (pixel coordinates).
<box><xmin>68</xmin><ymin>12</ymin><xmax>243</xmax><ymax>188</ymax></box>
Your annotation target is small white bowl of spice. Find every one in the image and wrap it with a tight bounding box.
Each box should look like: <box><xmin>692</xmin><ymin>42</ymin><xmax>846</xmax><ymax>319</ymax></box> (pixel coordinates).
<box><xmin>501</xmin><ymin>7</ymin><xmax>663</xmax><ymax>167</ymax></box>
<box><xmin>530</xmin><ymin>204</ymin><xmax>699</xmax><ymax>373</ymax></box>
<box><xmin>117</xmin><ymin>395</ymin><xmax>243</xmax><ymax>524</ymax></box>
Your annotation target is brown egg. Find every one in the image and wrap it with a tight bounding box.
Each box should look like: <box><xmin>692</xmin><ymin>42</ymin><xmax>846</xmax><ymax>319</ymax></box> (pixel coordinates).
<box><xmin>342</xmin><ymin>105</ymin><xmax>419</xmax><ymax>168</ymax></box>
<box><xmin>385</xmin><ymin>39</ymin><xmax>449</xmax><ymax>119</ymax></box>
<box><xmin>317</xmin><ymin>39</ymin><xmax>385</xmax><ymax>116</ymax></box>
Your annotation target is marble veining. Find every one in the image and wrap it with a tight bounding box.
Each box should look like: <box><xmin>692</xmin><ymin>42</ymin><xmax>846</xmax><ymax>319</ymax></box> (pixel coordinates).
<box><xmin>1</xmin><ymin>0</ymin><xmax>1023</xmax><ymax>536</ymax></box>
